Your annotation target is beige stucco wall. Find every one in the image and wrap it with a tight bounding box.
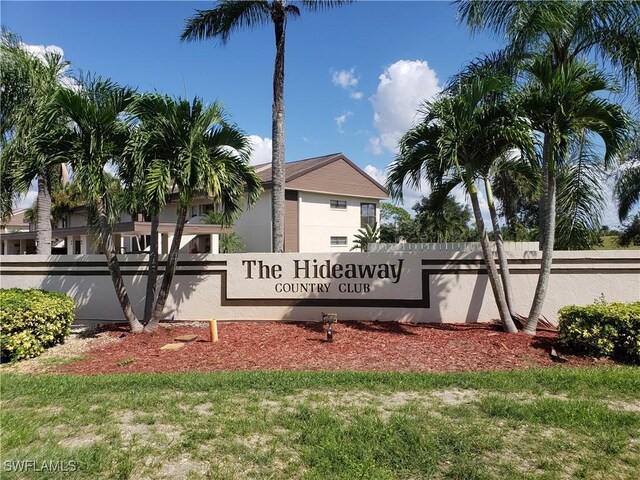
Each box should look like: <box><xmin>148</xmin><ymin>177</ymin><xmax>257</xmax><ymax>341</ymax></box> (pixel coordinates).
<box><xmin>232</xmin><ymin>192</ymin><xmax>272</xmax><ymax>253</ymax></box>
<box><xmin>1</xmin><ymin>251</ymin><xmax>637</xmax><ymax>324</ymax></box>
<box><xmin>156</xmin><ymin>203</ymin><xmax>176</xmax><ymax>223</ymax></box>
<box><xmin>298</xmin><ymin>192</ymin><xmax>381</xmax><ymax>252</ymax></box>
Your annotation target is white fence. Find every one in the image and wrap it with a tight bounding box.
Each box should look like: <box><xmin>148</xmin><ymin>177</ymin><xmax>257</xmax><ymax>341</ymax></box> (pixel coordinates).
<box><xmin>369</xmin><ymin>242</ymin><xmax>540</xmax><ymax>253</ymax></box>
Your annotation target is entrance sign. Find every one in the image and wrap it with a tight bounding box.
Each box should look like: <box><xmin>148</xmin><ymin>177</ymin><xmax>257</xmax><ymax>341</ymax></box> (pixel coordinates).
<box><xmin>1</xmin><ymin>251</ymin><xmax>638</xmax><ymax>322</ymax></box>
<box><xmin>226</xmin><ymin>253</ymin><xmax>422</xmax><ymax>300</ymax></box>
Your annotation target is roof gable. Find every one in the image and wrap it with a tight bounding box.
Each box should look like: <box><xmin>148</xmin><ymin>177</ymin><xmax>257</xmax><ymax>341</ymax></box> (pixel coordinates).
<box><xmin>256</xmin><ymin>153</ymin><xmax>388</xmax><ymax>199</ymax></box>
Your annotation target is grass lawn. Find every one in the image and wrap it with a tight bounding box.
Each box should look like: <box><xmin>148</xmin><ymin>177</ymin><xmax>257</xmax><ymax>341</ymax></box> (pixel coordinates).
<box><xmin>595</xmin><ymin>236</ymin><xmax>640</xmax><ymax>250</ymax></box>
<box><xmin>1</xmin><ymin>367</ymin><xmax>639</xmax><ymax>479</ymax></box>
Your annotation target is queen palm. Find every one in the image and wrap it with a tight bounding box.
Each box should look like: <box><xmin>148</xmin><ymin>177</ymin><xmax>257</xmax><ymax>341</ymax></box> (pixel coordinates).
<box><xmin>0</xmin><ymin>33</ymin><xmax>71</xmax><ymax>253</ymax></box>
<box><xmin>388</xmin><ymin>75</ymin><xmax>531</xmax><ymax>333</ymax></box>
<box><xmin>125</xmin><ymin>94</ymin><xmax>262</xmax><ymax>332</ymax></box>
<box><xmin>180</xmin><ymin>0</ymin><xmax>354</xmax><ymax>253</ymax></box>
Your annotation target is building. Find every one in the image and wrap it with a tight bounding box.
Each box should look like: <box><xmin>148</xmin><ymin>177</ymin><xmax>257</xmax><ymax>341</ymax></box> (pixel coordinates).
<box><xmin>235</xmin><ymin>153</ymin><xmax>387</xmax><ymax>252</ymax></box>
<box><xmin>0</xmin><ymin>153</ymin><xmax>387</xmax><ymax>255</ymax></box>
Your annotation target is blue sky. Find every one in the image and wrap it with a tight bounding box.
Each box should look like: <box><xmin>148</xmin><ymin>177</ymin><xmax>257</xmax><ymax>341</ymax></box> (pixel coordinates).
<box><xmin>1</xmin><ymin>1</ymin><xmax>628</xmax><ymax>225</ymax></box>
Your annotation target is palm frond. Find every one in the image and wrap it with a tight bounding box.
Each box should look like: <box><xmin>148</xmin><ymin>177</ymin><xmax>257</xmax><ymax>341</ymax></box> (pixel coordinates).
<box><xmin>554</xmin><ymin>134</ymin><xmax>607</xmax><ymax>250</ymax></box>
<box><xmin>180</xmin><ymin>1</ymin><xmax>271</xmax><ymax>45</ymax></box>
<box><xmin>299</xmin><ymin>1</ymin><xmax>356</xmax><ymax>12</ymax></box>
<box><xmin>457</xmin><ymin>0</ymin><xmax>640</xmax><ymax>97</ymax></box>
<box><xmin>615</xmin><ymin>165</ymin><xmax>640</xmax><ymax>222</ymax></box>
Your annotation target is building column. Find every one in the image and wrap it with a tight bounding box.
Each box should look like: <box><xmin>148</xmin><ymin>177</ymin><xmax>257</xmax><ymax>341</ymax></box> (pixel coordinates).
<box><xmin>80</xmin><ymin>235</ymin><xmax>88</xmax><ymax>254</ymax></box>
<box><xmin>67</xmin><ymin>236</ymin><xmax>74</xmax><ymax>255</ymax></box>
<box><xmin>210</xmin><ymin>234</ymin><xmax>219</xmax><ymax>254</ymax></box>
<box><xmin>161</xmin><ymin>233</ymin><xmax>169</xmax><ymax>255</ymax></box>
<box><xmin>114</xmin><ymin>234</ymin><xmax>122</xmax><ymax>254</ymax></box>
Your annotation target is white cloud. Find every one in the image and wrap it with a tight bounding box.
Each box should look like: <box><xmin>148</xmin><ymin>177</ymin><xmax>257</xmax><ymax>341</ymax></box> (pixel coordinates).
<box><xmin>369</xmin><ymin>60</ymin><xmax>441</xmax><ymax>154</ymax></box>
<box><xmin>20</xmin><ymin>42</ymin><xmax>64</xmax><ymax>62</ymax></box>
<box><xmin>331</xmin><ymin>68</ymin><xmax>359</xmax><ymax>89</ymax></box>
<box><xmin>14</xmin><ymin>185</ymin><xmax>38</xmax><ymax>211</ymax></box>
<box><xmin>19</xmin><ymin>42</ymin><xmax>81</xmax><ymax>91</ymax></box>
<box><xmin>334</xmin><ymin>111</ymin><xmax>353</xmax><ymax>133</ymax></box>
<box><xmin>364</xmin><ymin>163</ymin><xmax>429</xmax><ymax>212</ymax></box>
<box><xmin>367</xmin><ymin>137</ymin><xmax>384</xmax><ymax>156</ymax></box>
<box><xmin>248</xmin><ymin>135</ymin><xmax>272</xmax><ymax>165</ymax></box>
<box><xmin>601</xmin><ymin>179</ymin><xmax>624</xmax><ymax>228</ymax></box>
<box><xmin>331</xmin><ymin>68</ymin><xmax>363</xmax><ymax>101</ymax></box>
<box><xmin>364</xmin><ymin>164</ymin><xmax>386</xmax><ymax>185</ymax></box>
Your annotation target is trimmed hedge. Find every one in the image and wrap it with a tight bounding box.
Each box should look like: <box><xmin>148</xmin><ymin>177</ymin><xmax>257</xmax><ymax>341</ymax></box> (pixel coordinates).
<box><xmin>558</xmin><ymin>301</ymin><xmax>640</xmax><ymax>364</ymax></box>
<box><xmin>0</xmin><ymin>288</ymin><xmax>75</xmax><ymax>362</ymax></box>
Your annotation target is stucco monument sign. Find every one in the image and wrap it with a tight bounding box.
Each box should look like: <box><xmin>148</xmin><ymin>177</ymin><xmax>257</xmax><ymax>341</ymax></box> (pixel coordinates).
<box><xmin>0</xmin><ymin>251</ymin><xmax>637</xmax><ymax>322</ymax></box>
<box><xmin>225</xmin><ymin>253</ymin><xmax>428</xmax><ymax>307</ymax></box>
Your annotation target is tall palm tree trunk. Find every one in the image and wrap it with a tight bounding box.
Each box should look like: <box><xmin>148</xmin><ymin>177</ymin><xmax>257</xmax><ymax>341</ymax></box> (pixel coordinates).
<box><xmin>143</xmin><ymin>213</ymin><xmax>160</xmax><ymax>324</ymax></box>
<box><xmin>525</xmin><ymin>135</ymin><xmax>556</xmax><ymax>335</ymax></box>
<box><xmin>483</xmin><ymin>176</ymin><xmax>517</xmax><ymax>319</ymax></box>
<box><xmin>96</xmin><ymin>198</ymin><xmax>144</xmax><ymax>333</ymax></box>
<box><xmin>146</xmin><ymin>201</ymin><xmax>189</xmax><ymax>332</ymax></box>
<box><xmin>271</xmin><ymin>12</ymin><xmax>286</xmax><ymax>253</ymax></box>
<box><xmin>36</xmin><ymin>173</ymin><xmax>52</xmax><ymax>255</ymax></box>
<box><xmin>468</xmin><ymin>176</ymin><xmax>518</xmax><ymax>333</ymax></box>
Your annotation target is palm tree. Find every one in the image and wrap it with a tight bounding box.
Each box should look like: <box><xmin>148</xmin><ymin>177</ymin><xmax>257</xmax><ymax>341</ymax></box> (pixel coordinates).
<box><xmin>554</xmin><ymin>133</ymin><xmax>609</xmax><ymax>250</ymax></box>
<box><xmin>457</xmin><ymin>0</ymin><xmax>639</xmax><ymax>334</ymax></box>
<box><xmin>388</xmin><ymin>75</ymin><xmax>530</xmax><ymax>333</ymax></box>
<box><xmin>457</xmin><ymin>1</ymin><xmax>640</xmax><ymax>96</ymax></box>
<box><xmin>180</xmin><ymin>0</ymin><xmax>354</xmax><ymax>252</ymax></box>
<box><xmin>515</xmin><ymin>59</ymin><xmax>628</xmax><ymax>333</ymax></box>
<box><xmin>614</xmin><ymin>129</ymin><xmax>640</xmax><ymax>223</ymax></box>
<box><xmin>408</xmin><ymin>194</ymin><xmax>473</xmax><ymax>243</ymax></box>
<box><xmin>490</xmin><ymin>154</ymin><xmax>541</xmax><ymax>242</ymax></box>
<box><xmin>491</xmin><ymin>142</ymin><xmax>611</xmax><ymax>250</ymax></box>
<box><xmin>48</xmin><ymin>77</ymin><xmax>144</xmax><ymax>331</ymax></box>
<box><xmin>126</xmin><ymin>94</ymin><xmax>262</xmax><ymax>332</ymax></box>
<box><xmin>0</xmin><ymin>32</ymin><xmax>71</xmax><ymax>253</ymax></box>
<box><xmin>350</xmin><ymin>222</ymin><xmax>380</xmax><ymax>252</ymax></box>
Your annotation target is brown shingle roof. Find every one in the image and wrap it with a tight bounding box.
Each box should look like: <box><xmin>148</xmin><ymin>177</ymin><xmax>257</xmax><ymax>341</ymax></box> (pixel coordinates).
<box><xmin>254</xmin><ymin>152</ymin><xmax>387</xmax><ymax>196</ymax></box>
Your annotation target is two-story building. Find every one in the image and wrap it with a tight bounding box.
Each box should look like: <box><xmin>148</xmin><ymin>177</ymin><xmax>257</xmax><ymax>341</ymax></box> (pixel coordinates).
<box><xmin>235</xmin><ymin>153</ymin><xmax>387</xmax><ymax>252</ymax></box>
<box><xmin>0</xmin><ymin>153</ymin><xmax>387</xmax><ymax>255</ymax></box>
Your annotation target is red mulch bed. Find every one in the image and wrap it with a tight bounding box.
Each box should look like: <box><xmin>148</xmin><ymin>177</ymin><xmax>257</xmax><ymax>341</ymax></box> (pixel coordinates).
<box><xmin>57</xmin><ymin>321</ymin><xmax>610</xmax><ymax>375</ymax></box>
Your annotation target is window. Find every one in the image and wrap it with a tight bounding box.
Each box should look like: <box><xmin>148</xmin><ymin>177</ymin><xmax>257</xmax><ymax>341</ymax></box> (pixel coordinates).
<box><xmin>191</xmin><ymin>206</ymin><xmax>198</xmax><ymax>218</ymax></box>
<box><xmin>330</xmin><ymin>236</ymin><xmax>348</xmax><ymax>246</ymax></box>
<box><xmin>60</xmin><ymin>216</ymin><xmax>69</xmax><ymax>229</ymax></box>
<box><xmin>330</xmin><ymin>200</ymin><xmax>347</xmax><ymax>210</ymax></box>
<box><xmin>361</xmin><ymin>203</ymin><xmax>376</xmax><ymax>228</ymax></box>
<box><xmin>199</xmin><ymin>204</ymin><xmax>215</xmax><ymax>215</ymax></box>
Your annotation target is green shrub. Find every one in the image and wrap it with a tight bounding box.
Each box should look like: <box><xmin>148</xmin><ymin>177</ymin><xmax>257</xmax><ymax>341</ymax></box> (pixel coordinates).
<box><xmin>558</xmin><ymin>301</ymin><xmax>640</xmax><ymax>364</ymax></box>
<box><xmin>0</xmin><ymin>288</ymin><xmax>75</xmax><ymax>362</ymax></box>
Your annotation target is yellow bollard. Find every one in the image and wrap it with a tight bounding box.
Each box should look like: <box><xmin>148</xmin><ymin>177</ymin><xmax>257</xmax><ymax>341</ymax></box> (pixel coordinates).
<box><xmin>209</xmin><ymin>319</ymin><xmax>218</xmax><ymax>343</ymax></box>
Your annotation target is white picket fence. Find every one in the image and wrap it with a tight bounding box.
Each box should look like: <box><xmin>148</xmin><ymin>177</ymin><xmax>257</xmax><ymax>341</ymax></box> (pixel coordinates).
<box><xmin>368</xmin><ymin>241</ymin><xmax>540</xmax><ymax>253</ymax></box>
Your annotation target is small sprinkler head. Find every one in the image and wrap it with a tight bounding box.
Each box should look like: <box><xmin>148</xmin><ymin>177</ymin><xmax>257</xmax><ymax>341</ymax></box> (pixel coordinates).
<box><xmin>327</xmin><ymin>327</ymin><xmax>334</xmax><ymax>342</ymax></box>
<box><xmin>322</xmin><ymin>312</ymin><xmax>337</xmax><ymax>342</ymax></box>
